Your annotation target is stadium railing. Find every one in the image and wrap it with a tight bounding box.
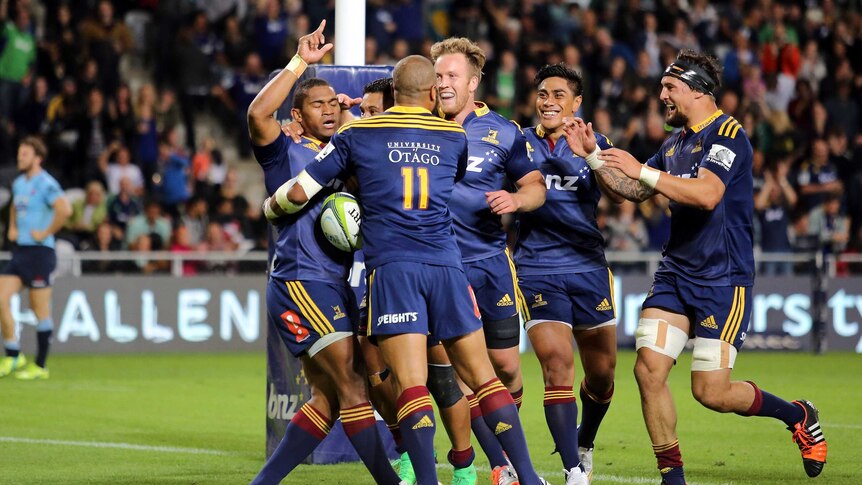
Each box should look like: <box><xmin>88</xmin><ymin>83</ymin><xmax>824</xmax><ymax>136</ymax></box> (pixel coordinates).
<box><xmin>0</xmin><ymin>250</ymin><xmax>850</xmax><ymax>277</ymax></box>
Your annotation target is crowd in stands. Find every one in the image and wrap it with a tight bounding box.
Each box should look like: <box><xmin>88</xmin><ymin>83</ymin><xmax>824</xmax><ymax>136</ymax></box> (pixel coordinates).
<box><xmin>1</xmin><ymin>0</ymin><xmax>860</xmax><ymax>276</ymax></box>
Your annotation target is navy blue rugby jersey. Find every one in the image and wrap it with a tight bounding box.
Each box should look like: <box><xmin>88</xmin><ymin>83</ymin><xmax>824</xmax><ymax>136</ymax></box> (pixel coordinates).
<box><xmin>450</xmin><ymin>103</ymin><xmax>536</xmax><ymax>262</ymax></box>
<box><xmin>645</xmin><ymin>110</ymin><xmax>755</xmax><ymax>286</ymax></box>
<box><xmin>254</xmin><ymin>132</ymin><xmax>352</xmax><ymax>283</ymax></box>
<box><xmin>304</xmin><ymin>106</ymin><xmax>469</xmax><ymax>271</ymax></box>
<box><xmin>515</xmin><ymin>125</ymin><xmax>613</xmax><ymax>275</ymax></box>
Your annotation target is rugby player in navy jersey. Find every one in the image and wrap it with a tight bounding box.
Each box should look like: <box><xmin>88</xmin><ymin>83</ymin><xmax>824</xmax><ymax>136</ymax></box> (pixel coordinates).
<box><xmin>266</xmin><ymin>55</ymin><xmax>546</xmax><ymax>485</ymax></box>
<box><xmin>516</xmin><ymin>64</ymin><xmax>620</xmax><ymax>485</ymax></box>
<box><xmin>355</xmin><ymin>77</ymin><xmax>480</xmax><ymax>485</ymax></box>
<box><xmin>431</xmin><ymin>37</ymin><xmax>546</xmax><ymax>485</ymax></box>
<box><xmin>247</xmin><ymin>21</ymin><xmax>400</xmax><ymax>485</ymax></box>
<box><xmin>565</xmin><ymin>50</ymin><xmax>827</xmax><ymax>485</ymax></box>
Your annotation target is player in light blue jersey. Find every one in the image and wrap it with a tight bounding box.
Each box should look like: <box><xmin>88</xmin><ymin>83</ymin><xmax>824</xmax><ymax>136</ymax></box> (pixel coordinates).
<box><xmin>516</xmin><ymin>64</ymin><xmax>621</xmax><ymax>485</ymax></box>
<box><xmin>247</xmin><ymin>22</ymin><xmax>400</xmax><ymax>485</ymax></box>
<box><xmin>431</xmin><ymin>37</ymin><xmax>546</xmax><ymax>485</ymax></box>
<box><xmin>0</xmin><ymin>136</ymin><xmax>71</xmax><ymax>380</ymax></box>
<box><xmin>566</xmin><ymin>49</ymin><xmax>827</xmax><ymax>485</ymax></box>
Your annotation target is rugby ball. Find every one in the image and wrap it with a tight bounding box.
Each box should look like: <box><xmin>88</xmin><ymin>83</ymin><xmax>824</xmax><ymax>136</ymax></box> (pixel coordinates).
<box><xmin>319</xmin><ymin>192</ymin><xmax>362</xmax><ymax>252</ymax></box>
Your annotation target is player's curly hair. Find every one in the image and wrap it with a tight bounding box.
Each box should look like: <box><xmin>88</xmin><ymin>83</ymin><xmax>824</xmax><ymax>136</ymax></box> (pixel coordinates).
<box><xmin>675</xmin><ymin>49</ymin><xmax>723</xmax><ymax>93</ymax></box>
<box><xmin>292</xmin><ymin>78</ymin><xmax>332</xmax><ymax>110</ymax></box>
<box><xmin>534</xmin><ymin>63</ymin><xmax>583</xmax><ymax>97</ymax></box>
<box><xmin>363</xmin><ymin>77</ymin><xmax>395</xmax><ymax>110</ymax></box>
<box><xmin>430</xmin><ymin>37</ymin><xmax>486</xmax><ymax>81</ymax></box>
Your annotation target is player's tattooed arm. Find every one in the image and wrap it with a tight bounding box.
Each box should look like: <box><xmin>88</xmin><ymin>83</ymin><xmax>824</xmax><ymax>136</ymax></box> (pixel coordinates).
<box><xmin>593</xmin><ymin>165</ymin><xmax>655</xmax><ymax>202</ymax></box>
<box><xmin>561</xmin><ymin>117</ymin><xmax>649</xmax><ymax>203</ymax></box>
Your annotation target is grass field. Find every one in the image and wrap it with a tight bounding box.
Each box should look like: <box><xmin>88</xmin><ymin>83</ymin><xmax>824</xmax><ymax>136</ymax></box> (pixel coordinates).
<box><xmin>0</xmin><ymin>350</ymin><xmax>859</xmax><ymax>484</ymax></box>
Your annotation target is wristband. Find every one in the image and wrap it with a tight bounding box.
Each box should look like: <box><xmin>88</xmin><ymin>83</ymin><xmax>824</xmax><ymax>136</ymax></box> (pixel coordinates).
<box><xmin>263</xmin><ymin>197</ymin><xmax>279</xmax><ymax>220</ymax></box>
<box><xmin>585</xmin><ymin>145</ymin><xmax>604</xmax><ymax>170</ymax></box>
<box><xmin>638</xmin><ymin>166</ymin><xmax>661</xmax><ymax>189</ymax></box>
<box><xmin>274</xmin><ymin>178</ymin><xmax>307</xmax><ymax>214</ymax></box>
<box><xmin>286</xmin><ymin>54</ymin><xmax>307</xmax><ymax>78</ymax></box>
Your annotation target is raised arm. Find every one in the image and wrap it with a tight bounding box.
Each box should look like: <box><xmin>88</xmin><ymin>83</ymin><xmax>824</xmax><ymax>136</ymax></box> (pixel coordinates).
<box><xmin>247</xmin><ymin>20</ymin><xmax>333</xmax><ymax>146</ymax></box>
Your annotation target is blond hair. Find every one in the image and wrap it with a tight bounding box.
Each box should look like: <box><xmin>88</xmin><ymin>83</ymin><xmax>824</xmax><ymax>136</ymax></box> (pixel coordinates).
<box><xmin>430</xmin><ymin>37</ymin><xmax>486</xmax><ymax>81</ymax></box>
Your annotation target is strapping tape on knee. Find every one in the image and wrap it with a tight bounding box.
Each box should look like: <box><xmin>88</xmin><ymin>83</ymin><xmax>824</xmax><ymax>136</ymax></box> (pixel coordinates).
<box><xmin>691</xmin><ymin>337</ymin><xmax>737</xmax><ymax>371</ymax></box>
<box><xmin>635</xmin><ymin>318</ymin><xmax>687</xmax><ymax>360</ymax></box>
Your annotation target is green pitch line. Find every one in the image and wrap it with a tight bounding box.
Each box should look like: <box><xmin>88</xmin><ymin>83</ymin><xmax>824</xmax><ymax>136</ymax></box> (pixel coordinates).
<box><xmin>0</xmin><ymin>351</ymin><xmax>858</xmax><ymax>484</ymax></box>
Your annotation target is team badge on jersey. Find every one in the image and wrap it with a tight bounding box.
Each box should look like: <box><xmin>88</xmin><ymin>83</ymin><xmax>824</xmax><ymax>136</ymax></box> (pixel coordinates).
<box><xmin>706</xmin><ymin>144</ymin><xmax>736</xmax><ymax>170</ymax></box>
<box><xmin>482</xmin><ymin>128</ymin><xmax>500</xmax><ymax>145</ymax></box>
<box><xmin>691</xmin><ymin>139</ymin><xmax>703</xmax><ymax>153</ymax></box>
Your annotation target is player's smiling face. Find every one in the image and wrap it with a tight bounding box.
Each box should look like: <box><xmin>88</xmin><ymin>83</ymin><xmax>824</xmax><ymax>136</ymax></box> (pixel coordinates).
<box><xmin>435</xmin><ymin>53</ymin><xmax>479</xmax><ymax>119</ymax></box>
<box><xmin>536</xmin><ymin>76</ymin><xmax>582</xmax><ymax>133</ymax></box>
<box><xmin>660</xmin><ymin>76</ymin><xmax>691</xmax><ymax>128</ymax></box>
<box><xmin>360</xmin><ymin>92</ymin><xmax>385</xmax><ymax>118</ymax></box>
<box><xmin>295</xmin><ymin>85</ymin><xmax>340</xmax><ymax>140</ymax></box>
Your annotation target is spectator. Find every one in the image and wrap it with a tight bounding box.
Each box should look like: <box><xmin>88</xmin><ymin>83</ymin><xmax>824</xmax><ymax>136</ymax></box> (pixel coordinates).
<box><xmin>755</xmin><ymin>161</ymin><xmax>797</xmax><ymax>276</ymax></box>
<box><xmin>199</xmin><ymin>221</ymin><xmax>238</xmax><ymax>273</ymax></box>
<box><xmin>156</xmin><ymin>133</ymin><xmax>190</xmax><ymax>216</ymax></box>
<box><xmin>808</xmin><ymin>193</ymin><xmax>850</xmax><ymax>254</ymax></box>
<box><xmin>254</xmin><ymin>0</ymin><xmax>290</xmax><ymax>70</ymax></box>
<box><xmin>108</xmin><ymin>82</ymin><xmax>136</xmax><ymax>145</ymax></box>
<box><xmin>169</xmin><ymin>224</ymin><xmax>200</xmax><ymax>276</ymax></box>
<box><xmin>65</xmin><ymin>180</ymin><xmax>109</xmax><ymax>247</ymax></box>
<box><xmin>100</xmin><ymin>142</ymin><xmax>144</xmax><ymax>195</ymax></box>
<box><xmin>78</xmin><ymin>0</ymin><xmax>134</xmax><ymax>97</ymax></box>
<box><xmin>134</xmin><ymin>83</ymin><xmax>159</xmax><ymax>187</ymax></box>
<box><xmin>795</xmin><ymin>138</ymin><xmax>842</xmax><ymax>211</ymax></box>
<box><xmin>180</xmin><ymin>196</ymin><xmax>209</xmax><ymax>246</ymax></box>
<box><xmin>126</xmin><ymin>199</ymin><xmax>171</xmax><ymax>248</ymax></box>
<box><xmin>81</xmin><ymin>221</ymin><xmax>128</xmax><ymax>273</ymax></box>
<box><xmin>107</xmin><ymin>176</ymin><xmax>142</xmax><ymax>233</ymax></box>
<box><xmin>130</xmin><ymin>232</ymin><xmax>168</xmax><ymax>274</ymax></box>
<box><xmin>607</xmin><ymin>200</ymin><xmax>649</xmax><ymax>252</ymax></box>
<box><xmin>0</xmin><ymin>1</ymin><xmax>36</xmax><ymax>123</ymax></box>
<box><xmin>14</xmin><ymin>75</ymin><xmax>49</xmax><ymax>136</ymax></box>
<box><xmin>75</xmin><ymin>88</ymin><xmax>114</xmax><ymax>186</ymax></box>
<box><xmin>219</xmin><ymin>15</ymin><xmax>252</xmax><ymax>68</ymax></box>
<box><xmin>215</xmin><ymin>52</ymin><xmax>266</xmax><ymax>157</ymax></box>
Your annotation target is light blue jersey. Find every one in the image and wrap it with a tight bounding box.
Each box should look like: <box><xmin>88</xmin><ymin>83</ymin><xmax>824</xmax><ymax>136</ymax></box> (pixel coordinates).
<box><xmin>12</xmin><ymin>170</ymin><xmax>64</xmax><ymax>248</ymax></box>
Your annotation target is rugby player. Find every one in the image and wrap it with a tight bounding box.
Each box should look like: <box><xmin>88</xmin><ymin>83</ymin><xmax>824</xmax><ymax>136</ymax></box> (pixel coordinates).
<box><xmin>432</xmin><ymin>37</ymin><xmax>546</xmax><ymax>485</ymax></box>
<box><xmin>248</xmin><ymin>21</ymin><xmax>399</xmax><ymax>485</ymax></box>
<box><xmin>0</xmin><ymin>136</ymin><xmax>70</xmax><ymax>380</ymax></box>
<box><xmin>565</xmin><ymin>49</ymin><xmax>827</xmax><ymax>484</ymax></box>
<box><xmin>517</xmin><ymin>64</ymin><xmax>620</xmax><ymax>485</ymax></box>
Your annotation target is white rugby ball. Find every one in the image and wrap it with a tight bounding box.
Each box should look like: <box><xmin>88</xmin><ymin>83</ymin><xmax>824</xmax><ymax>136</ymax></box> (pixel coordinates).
<box><xmin>319</xmin><ymin>192</ymin><xmax>362</xmax><ymax>252</ymax></box>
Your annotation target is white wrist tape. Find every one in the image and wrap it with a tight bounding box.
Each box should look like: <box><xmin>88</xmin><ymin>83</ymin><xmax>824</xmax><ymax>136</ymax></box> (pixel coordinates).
<box><xmin>286</xmin><ymin>54</ymin><xmax>307</xmax><ymax>78</ymax></box>
<box><xmin>585</xmin><ymin>145</ymin><xmax>604</xmax><ymax>170</ymax></box>
<box><xmin>263</xmin><ymin>197</ymin><xmax>278</xmax><ymax>220</ymax></box>
<box><xmin>274</xmin><ymin>171</ymin><xmax>324</xmax><ymax>214</ymax></box>
<box><xmin>638</xmin><ymin>165</ymin><xmax>661</xmax><ymax>189</ymax></box>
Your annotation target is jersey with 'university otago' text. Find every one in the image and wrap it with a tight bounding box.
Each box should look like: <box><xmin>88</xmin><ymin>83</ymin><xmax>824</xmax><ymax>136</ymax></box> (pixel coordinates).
<box><xmin>450</xmin><ymin>102</ymin><xmax>535</xmax><ymax>262</ymax></box>
<box><xmin>304</xmin><ymin>106</ymin><xmax>468</xmax><ymax>271</ymax></box>
<box><xmin>253</xmin><ymin>131</ymin><xmax>351</xmax><ymax>283</ymax></box>
<box><xmin>645</xmin><ymin>110</ymin><xmax>754</xmax><ymax>287</ymax></box>
<box><xmin>515</xmin><ymin>125</ymin><xmax>613</xmax><ymax>276</ymax></box>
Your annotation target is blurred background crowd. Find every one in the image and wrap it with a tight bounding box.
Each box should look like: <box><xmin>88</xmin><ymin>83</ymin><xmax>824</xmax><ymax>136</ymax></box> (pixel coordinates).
<box><xmin>0</xmin><ymin>0</ymin><xmax>860</xmax><ymax>275</ymax></box>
